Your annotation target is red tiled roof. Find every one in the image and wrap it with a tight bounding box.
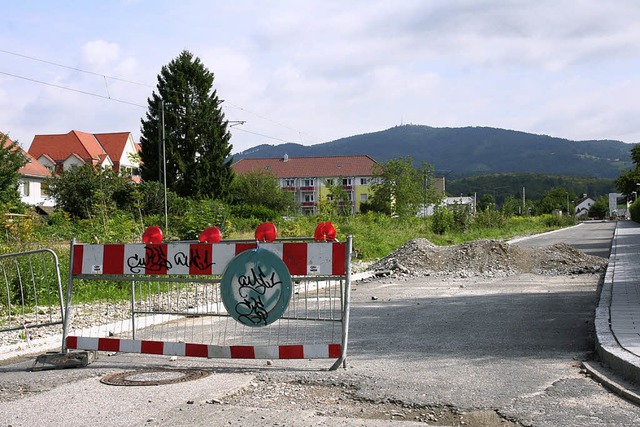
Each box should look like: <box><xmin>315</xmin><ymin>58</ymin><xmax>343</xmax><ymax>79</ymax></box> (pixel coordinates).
<box><xmin>20</xmin><ymin>151</ymin><xmax>52</xmax><ymax>178</ymax></box>
<box><xmin>95</xmin><ymin>132</ymin><xmax>132</xmax><ymax>166</ymax></box>
<box><xmin>29</xmin><ymin>130</ymin><xmax>107</xmax><ymax>163</ymax></box>
<box><xmin>231</xmin><ymin>155</ymin><xmax>377</xmax><ymax>178</ymax></box>
<box><xmin>1</xmin><ymin>132</ymin><xmax>51</xmax><ymax>178</ymax></box>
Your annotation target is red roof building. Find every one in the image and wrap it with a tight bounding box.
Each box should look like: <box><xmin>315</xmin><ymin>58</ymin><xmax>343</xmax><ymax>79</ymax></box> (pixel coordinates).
<box><xmin>1</xmin><ymin>132</ymin><xmax>54</xmax><ymax>207</ymax></box>
<box><xmin>232</xmin><ymin>155</ymin><xmax>378</xmax><ymax>215</ymax></box>
<box><xmin>28</xmin><ymin>130</ymin><xmax>140</xmax><ymax>181</ymax></box>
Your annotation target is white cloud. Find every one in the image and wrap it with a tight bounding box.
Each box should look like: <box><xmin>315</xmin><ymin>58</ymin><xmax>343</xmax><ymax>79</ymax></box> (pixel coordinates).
<box><xmin>82</xmin><ymin>40</ymin><xmax>121</xmax><ymax>69</ymax></box>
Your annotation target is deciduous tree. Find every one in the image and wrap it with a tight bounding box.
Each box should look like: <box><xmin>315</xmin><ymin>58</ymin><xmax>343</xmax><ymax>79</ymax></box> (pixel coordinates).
<box><xmin>45</xmin><ymin>165</ymin><xmax>134</xmax><ymax>219</ymax></box>
<box><xmin>369</xmin><ymin>157</ymin><xmax>437</xmax><ymax>218</ymax></box>
<box><xmin>0</xmin><ymin>133</ymin><xmax>26</xmax><ymax>207</ymax></box>
<box><xmin>615</xmin><ymin>144</ymin><xmax>640</xmax><ymax>197</ymax></box>
<box><xmin>229</xmin><ymin>170</ymin><xmax>295</xmax><ymax>214</ymax></box>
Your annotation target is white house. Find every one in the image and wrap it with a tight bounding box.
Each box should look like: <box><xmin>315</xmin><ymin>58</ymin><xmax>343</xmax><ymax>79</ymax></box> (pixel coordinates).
<box><xmin>2</xmin><ymin>132</ymin><xmax>54</xmax><ymax>208</ymax></box>
<box><xmin>418</xmin><ymin>196</ymin><xmax>476</xmax><ymax>217</ymax></box>
<box><xmin>574</xmin><ymin>197</ymin><xmax>595</xmax><ymax>218</ymax></box>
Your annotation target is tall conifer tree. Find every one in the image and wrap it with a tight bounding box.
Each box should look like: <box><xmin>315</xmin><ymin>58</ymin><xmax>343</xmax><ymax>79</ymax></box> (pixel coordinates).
<box><xmin>139</xmin><ymin>50</ymin><xmax>233</xmax><ymax>199</ymax></box>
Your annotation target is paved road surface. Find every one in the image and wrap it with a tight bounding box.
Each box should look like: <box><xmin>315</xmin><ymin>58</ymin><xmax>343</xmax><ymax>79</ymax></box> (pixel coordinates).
<box><xmin>510</xmin><ymin>220</ymin><xmax>615</xmax><ymax>258</ymax></box>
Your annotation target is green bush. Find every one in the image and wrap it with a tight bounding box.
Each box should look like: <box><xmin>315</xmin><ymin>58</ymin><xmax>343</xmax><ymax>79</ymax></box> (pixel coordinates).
<box><xmin>230</xmin><ymin>203</ymin><xmax>278</xmax><ymax>221</ymax></box>
<box><xmin>452</xmin><ymin>203</ymin><xmax>472</xmax><ymax>231</ymax></box>
<box><xmin>473</xmin><ymin>208</ymin><xmax>507</xmax><ymax>229</ymax></box>
<box><xmin>431</xmin><ymin>205</ymin><xmax>453</xmax><ymax>234</ymax></box>
<box><xmin>170</xmin><ymin>198</ymin><xmax>229</xmax><ymax>240</ymax></box>
<box><xmin>541</xmin><ymin>213</ymin><xmax>576</xmax><ymax>228</ymax></box>
<box><xmin>630</xmin><ymin>199</ymin><xmax>640</xmax><ymax>223</ymax></box>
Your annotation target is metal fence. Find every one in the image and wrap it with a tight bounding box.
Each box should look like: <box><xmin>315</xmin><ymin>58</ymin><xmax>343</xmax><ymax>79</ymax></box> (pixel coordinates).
<box><xmin>63</xmin><ymin>236</ymin><xmax>352</xmax><ymax>370</ymax></box>
<box><xmin>0</xmin><ymin>248</ymin><xmax>64</xmax><ymax>351</ymax></box>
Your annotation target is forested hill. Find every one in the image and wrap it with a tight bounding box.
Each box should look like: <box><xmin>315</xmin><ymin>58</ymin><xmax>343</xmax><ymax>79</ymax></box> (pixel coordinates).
<box><xmin>232</xmin><ymin>125</ymin><xmax>635</xmax><ymax>179</ymax></box>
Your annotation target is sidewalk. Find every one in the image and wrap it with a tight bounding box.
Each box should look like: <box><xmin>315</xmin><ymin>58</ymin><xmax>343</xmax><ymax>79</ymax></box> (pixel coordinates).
<box><xmin>596</xmin><ymin>220</ymin><xmax>640</xmax><ymax>384</ymax></box>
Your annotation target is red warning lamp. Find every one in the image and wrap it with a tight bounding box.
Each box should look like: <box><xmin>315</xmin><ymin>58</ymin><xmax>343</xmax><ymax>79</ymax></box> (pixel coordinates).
<box><xmin>314</xmin><ymin>222</ymin><xmax>336</xmax><ymax>242</ymax></box>
<box><xmin>142</xmin><ymin>226</ymin><xmax>163</xmax><ymax>244</ymax></box>
<box><xmin>199</xmin><ymin>226</ymin><xmax>222</xmax><ymax>243</ymax></box>
<box><xmin>255</xmin><ymin>222</ymin><xmax>277</xmax><ymax>242</ymax></box>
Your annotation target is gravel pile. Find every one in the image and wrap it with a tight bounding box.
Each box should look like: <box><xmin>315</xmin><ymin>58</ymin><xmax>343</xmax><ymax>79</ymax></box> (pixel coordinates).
<box><xmin>370</xmin><ymin>238</ymin><xmax>608</xmax><ymax>279</ymax></box>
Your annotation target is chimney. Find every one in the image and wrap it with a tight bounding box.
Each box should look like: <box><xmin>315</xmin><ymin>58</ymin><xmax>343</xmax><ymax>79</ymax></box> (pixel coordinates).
<box><xmin>283</xmin><ymin>153</ymin><xmax>289</xmax><ymax>162</ymax></box>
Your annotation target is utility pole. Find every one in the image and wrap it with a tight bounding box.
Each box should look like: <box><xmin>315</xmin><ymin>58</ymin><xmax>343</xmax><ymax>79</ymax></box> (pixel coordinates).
<box><xmin>157</xmin><ymin>100</ymin><xmax>162</xmax><ymax>183</ymax></box>
<box><xmin>161</xmin><ymin>101</ymin><xmax>168</xmax><ymax>233</ymax></box>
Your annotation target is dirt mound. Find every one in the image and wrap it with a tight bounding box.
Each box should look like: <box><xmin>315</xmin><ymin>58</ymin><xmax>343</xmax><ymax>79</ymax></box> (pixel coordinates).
<box><xmin>370</xmin><ymin>239</ymin><xmax>607</xmax><ymax>278</ymax></box>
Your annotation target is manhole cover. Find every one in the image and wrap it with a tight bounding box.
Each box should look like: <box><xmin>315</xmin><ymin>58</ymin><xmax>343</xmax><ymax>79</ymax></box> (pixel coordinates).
<box><xmin>101</xmin><ymin>368</ymin><xmax>210</xmax><ymax>386</ymax></box>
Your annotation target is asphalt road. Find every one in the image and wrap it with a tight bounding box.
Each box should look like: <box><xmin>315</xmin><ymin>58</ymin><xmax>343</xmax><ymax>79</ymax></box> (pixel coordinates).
<box><xmin>2</xmin><ymin>220</ymin><xmax>640</xmax><ymax>426</ymax></box>
<box><xmin>509</xmin><ymin>220</ymin><xmax>616</xmax><ymax>258</ymax></box>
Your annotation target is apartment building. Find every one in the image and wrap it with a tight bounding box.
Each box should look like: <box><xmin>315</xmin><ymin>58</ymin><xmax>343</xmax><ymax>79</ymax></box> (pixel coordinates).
<box><xmin>232</xmin><ymin>155</ymin><xmax>377</xmax><ymax>215</ymax></box>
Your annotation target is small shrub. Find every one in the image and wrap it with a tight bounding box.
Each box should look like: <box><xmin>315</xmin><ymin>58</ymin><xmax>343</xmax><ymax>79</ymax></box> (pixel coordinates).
<box><xmin>473</xmin><ymin>208</ymin><xmax>507</xmax><ymax>229</ymax></box>
<box><xmin>541</xmin><ymin>214</ymin><xmax>576</xmax><ymax>228</ymax></box>
<box><xmin>431</xmin><ymin>205</ymin><xmax>453</xmax><ymax>234</ymax></box>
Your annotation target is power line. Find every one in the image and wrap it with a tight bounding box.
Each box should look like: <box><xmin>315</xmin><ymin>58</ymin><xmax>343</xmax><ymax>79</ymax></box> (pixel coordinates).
<box><xmin>0</xmin><ymin>69</ymin><xmax>291</xmax><ymax>144</ymax></box>
<box><xmin>0</xmin><ymin>48</ymin><xmax>152</xmax><ymax>88</ymax></box>
<box><xmin>232</xmin><ymin>127</ymin><xmax>298</xmax><ymax>144</ymax></box>
<box><xmin>223</xmin><ymin>100</ymin><xmax>317</xmax><ymax>141</ymax></box>
<box><xmin>0</xmin><ymin>48</ymin><xmax>320</xmax><ymax>143</ymax></box>
<box><xmin>0</xmin><ymin>70</ymin><xmax>146</xmax><ymax>108</ymax></box>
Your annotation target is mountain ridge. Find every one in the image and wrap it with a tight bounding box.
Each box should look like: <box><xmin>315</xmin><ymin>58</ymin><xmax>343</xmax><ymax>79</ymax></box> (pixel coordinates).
<box><xmin>232</xmin><ymin>124</ymin><xmax>635</xmax><ymax>179</ymax></box>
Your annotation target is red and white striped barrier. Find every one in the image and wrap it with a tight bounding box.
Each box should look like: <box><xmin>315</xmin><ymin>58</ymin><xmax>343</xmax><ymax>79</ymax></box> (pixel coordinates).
<box><xmin>71</xmin><ymin>241</ymin><xmax>346</xmax><ymax>276</ymax></box>
<box><xmin>66</xmin><ymin>336</ymin><xmax>341</xmax><ymax>359</ymax></box>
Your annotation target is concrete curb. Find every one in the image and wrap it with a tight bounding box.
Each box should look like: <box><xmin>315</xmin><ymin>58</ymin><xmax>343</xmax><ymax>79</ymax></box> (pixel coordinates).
<box><xmin>595</xmin><ymin>222</ymin><xmax>640</xmax><ymax>385</ymax></box>
<box><xmin>582</xmin><ymin>361</ymin><xmax>640</xmax><ymax>405</ymax></box>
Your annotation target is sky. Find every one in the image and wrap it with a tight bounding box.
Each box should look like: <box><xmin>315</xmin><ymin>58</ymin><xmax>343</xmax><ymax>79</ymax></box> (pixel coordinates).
<box><xmin>2</xmin><ymin>0</ymin><xmax>640</xmax><ymax>155</ymax></box>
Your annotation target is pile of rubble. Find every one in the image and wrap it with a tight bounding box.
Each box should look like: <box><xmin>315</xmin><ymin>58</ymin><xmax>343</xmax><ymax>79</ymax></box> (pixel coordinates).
<box><xmin>370</xmin><ymin>238</ymin><xmax>608</xmax><ymax>279</ymax></box>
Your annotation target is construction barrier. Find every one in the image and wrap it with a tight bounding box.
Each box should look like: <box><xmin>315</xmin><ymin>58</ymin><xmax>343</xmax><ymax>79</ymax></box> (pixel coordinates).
<box><xmin>0</xmin><ymin>249</ymin><xmax>65</xmax><ymax>352</ymax></box>
<box><xmin>62</xmin><ymin>233</ymin><xmax>352</xmax><ymax>370</ymax></box>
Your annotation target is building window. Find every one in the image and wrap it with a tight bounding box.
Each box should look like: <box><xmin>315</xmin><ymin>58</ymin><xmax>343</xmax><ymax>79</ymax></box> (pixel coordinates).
<box><xmin>304</xmin><ymin>178</ymin><xmax>315</xmax><ymax>187</ymax></box>
<box><xmin>21</xmin><ymin>181</ymin><xmax>30</xmax><ymax>196</ymax></box>
<box><xmin>360</xmin><ymin>178</ymin><xmax>368</xmax><ymax>185</ymax></box>
<box><xmin>284</xmin><ymin>179</ymin><xmax>295</xmax><ymax>187</ymax></box>
<box><xmin>342</xmin><ymin>178</ymin><xmax>352</xmax><ymax>186</ymax></box>
<box><xmin>326</xmin><ymin>178</ymin><xmax>334</xmax><ymax>186</ymax></box>
<box><xmin>304</xmin><ymin>194</ymin><xmax>314</xmax><ymax>202</ymax></box>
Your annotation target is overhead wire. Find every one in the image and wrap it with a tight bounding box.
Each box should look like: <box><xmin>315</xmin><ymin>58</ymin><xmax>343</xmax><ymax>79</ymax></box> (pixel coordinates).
<box><xmin>0</xmin><ymin>70</ymin><xmax>146</xmax><ymax>108</ymax></box>
<box><xmin>0</xmin><ymin>48</ymin><xmax>318</xmax><ymax>144</ymax></box>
